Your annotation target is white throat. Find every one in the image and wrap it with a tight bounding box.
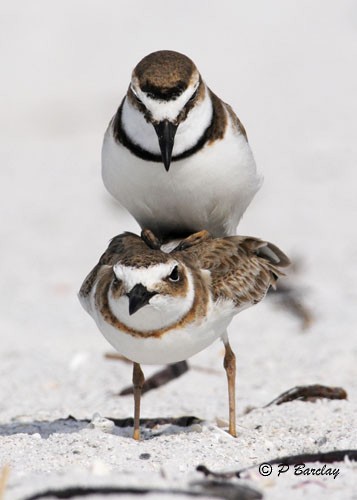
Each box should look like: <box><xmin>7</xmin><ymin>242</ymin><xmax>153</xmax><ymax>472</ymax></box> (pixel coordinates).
<box><xmin>108</xmin><ymin>267</ymin><xmax>195</xmax><ymax>332</ymax></box>
<box><xmin>121</xmin><ymin>85</ymin><xmax>213</xmax><ymax>156</ymax></box>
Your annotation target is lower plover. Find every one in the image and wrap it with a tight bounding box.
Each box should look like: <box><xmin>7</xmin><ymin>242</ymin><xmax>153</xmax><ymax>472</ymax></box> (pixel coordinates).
<box><xmin>102</xmin><ymin>50</ymin><xmax>261</xmax><ymax>239</ymax></box>
<box><xmin>79</xmin><ymin>230</ymin><xmax>289</xmax><ymax>439</ymax></box>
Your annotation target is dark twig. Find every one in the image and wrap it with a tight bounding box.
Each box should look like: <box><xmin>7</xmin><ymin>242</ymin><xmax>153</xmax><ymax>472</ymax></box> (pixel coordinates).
<box><xmin>22</xmin><ymin>481</ymin><xmax>262</xmax><ymax>500</ymax></box>
<box><xmin>120</xmin><ymin>361</ymin><xmax>189</xmax><ymax>395</ymax></box>
<box><xmin>196</xmin><ymin>465</ymin><xmax>240</xmax><ymax>480</ymax></box>
<box><xmin>197</xmin><ymin>449</ymin><xmax>357</xmax><ymax>479</ymax></box>
<box><xmin>266</xmin><ymin>450</ymin><xmax>357</xmax><ymax>466</ymax></box>
<box><xmin>264</xmin><ymin>384</ymin><xmax>348</xmax><ymax>407</ymax></box>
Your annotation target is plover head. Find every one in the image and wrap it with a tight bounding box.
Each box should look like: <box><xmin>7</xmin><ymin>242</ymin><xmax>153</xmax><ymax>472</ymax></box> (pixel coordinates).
<box><xmin>128</xmin><ymin>50</ymin><xmax>203</xmax><ymax>171</ymax></box>
<box><xmin>110</xmin><ymin>259</ymin><xmax>195</xmax><ymax>331</ymax></box>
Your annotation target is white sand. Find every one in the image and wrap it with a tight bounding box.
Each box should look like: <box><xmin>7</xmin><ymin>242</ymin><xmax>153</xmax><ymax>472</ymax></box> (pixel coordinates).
<box><xmin>1</xmin><ymin>1</ymin><xmax>357</xmax><ymax>498</ymax></box>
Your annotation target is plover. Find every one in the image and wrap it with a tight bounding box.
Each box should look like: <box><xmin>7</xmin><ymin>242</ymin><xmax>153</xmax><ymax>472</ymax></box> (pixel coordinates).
<box><xmin>102</xmin><ymin>50</ymin><xmax>261</xmax><ymax>239</ymax></box>
<box><xmin>79</xmin><ymin>230</ymin><xmax>289</xmax><ymax>439</ymax></box>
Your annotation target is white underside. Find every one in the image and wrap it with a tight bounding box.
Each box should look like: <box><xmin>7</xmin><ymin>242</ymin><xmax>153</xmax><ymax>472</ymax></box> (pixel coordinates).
<box><xmin>81</xmin><ymin>288</ymin><xmax>236</xmax><ymax>364</ymax></box>
<box><xmin>102</xmin><ymin>101</ymin><xmax>262</xmax><ymax>237</ymax></box>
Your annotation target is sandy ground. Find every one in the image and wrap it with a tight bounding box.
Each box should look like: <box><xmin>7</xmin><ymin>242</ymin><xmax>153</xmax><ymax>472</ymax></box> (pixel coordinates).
<box><xmin>1</xmin><ymin>1</ymin><xmax>357</xmax><ymax>499</ymax></box>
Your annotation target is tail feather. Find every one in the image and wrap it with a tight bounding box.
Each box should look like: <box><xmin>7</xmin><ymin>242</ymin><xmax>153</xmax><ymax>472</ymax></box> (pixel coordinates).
<box><xmin>255</xmin><ymin>241</ymin><xmax>290</xmax><ymax>268</ymax></box>
<box><xmin>232</xmin><ymin>236</ymin><xmax>290</xmax><ymax>268</ymax></box>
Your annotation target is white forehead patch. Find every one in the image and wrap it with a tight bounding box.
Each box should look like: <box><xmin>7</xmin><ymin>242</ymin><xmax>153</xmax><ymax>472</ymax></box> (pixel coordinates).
<box><xmin>131</xmin><ymin>77</ymin><xmax>200</xmax><ymax>122</ymax></box>
<box><xmin>113</xmin><ymin>261</ymin><xmax>177</xmax><ymax>291</ymax></box>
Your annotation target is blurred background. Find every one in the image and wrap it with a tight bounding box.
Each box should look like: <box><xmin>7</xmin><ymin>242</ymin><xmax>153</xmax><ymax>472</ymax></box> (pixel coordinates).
<box><xmin>0</xmin><ymin>0</ymin><xmax>356</xmax><ymax>414</ymax></box>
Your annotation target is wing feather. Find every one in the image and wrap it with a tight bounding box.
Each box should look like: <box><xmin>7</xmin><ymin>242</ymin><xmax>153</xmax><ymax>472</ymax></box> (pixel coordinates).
<box><xmin>178</xmin><ymin>236</ymin><xmax>290</xmax><ymax>308</ymax></box>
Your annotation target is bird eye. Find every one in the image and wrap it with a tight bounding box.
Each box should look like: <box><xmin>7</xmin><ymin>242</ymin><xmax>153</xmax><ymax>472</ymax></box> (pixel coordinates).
<box><xmin>168</xmin><ymin>265</ymin><xmax>180</xmax><ymax>282</ymax></box>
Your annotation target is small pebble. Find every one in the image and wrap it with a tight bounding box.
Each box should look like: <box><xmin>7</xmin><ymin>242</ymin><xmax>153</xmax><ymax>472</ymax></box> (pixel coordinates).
<box><xmin>139</xmin><ymin>453</ymin><xmax>151</xmax><ymax>460</ymax></box>
<box><xmin>88</xmin><ymin>413</ymin><xmax>115</xmax><ymax>433</ymax></box>
<box><xmin>315</xmin><ymin>436</ymin><xmax>328</xmax><ymax>446</ymax></box>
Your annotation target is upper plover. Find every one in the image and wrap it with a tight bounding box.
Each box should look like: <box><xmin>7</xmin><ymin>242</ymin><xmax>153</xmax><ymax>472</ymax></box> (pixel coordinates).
<box><xmin>102</xmin><ymin>50</ymin><xmax>261</xmax><ymax>239</ymax></box>
<box><xmin>79</xmin><ymin>229</ymin><xmax>289</xmax><ymax>439</ymax></box>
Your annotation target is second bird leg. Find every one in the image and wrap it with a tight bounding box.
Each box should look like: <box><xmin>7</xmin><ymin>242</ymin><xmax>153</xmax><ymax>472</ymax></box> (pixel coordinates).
<box><xmin>223</xmin><ymin>340</ymin><xmax>237</xmax><ymax>437</ymax></box>
<box><xmin>132</xmin><ymin>362</ymin><xmax>145</xmax><ymax>440</ymax></box>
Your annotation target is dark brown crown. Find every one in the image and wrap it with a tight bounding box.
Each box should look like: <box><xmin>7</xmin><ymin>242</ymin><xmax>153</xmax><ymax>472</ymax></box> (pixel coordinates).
<box><xmin>133</xmin><ymin>50</ymin><xmax>197</xmax><ymax>101</ymax></box>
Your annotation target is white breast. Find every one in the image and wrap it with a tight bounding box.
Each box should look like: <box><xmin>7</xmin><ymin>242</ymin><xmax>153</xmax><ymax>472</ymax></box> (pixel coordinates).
<box><xmin>88</xmin><ymin>291</ymin><xmax>236</xmax><ymax>364</ymax></box>
<box><xmin>102</xmin><ymin>109</ymin><xmax>261</xmax><ymax>237</ymax></box>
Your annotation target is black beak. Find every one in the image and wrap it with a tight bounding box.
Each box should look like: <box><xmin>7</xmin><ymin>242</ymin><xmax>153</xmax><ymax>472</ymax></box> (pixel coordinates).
<box><xmin>127</xmin><ymin>283</ymin><xmax>157</xmax><ymax>316</ymax></box>
<box><xmin>153</xmin><ymin>120</ymin><xmax>178</xmax><ymax>171</ymax></box>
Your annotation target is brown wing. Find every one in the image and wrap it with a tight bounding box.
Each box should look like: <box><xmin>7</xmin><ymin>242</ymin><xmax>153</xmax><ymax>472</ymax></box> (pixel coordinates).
<box><xmin>178</xmin><ymin>236</ymin><xmax>290</xmax><ymax>308</ymax></box>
